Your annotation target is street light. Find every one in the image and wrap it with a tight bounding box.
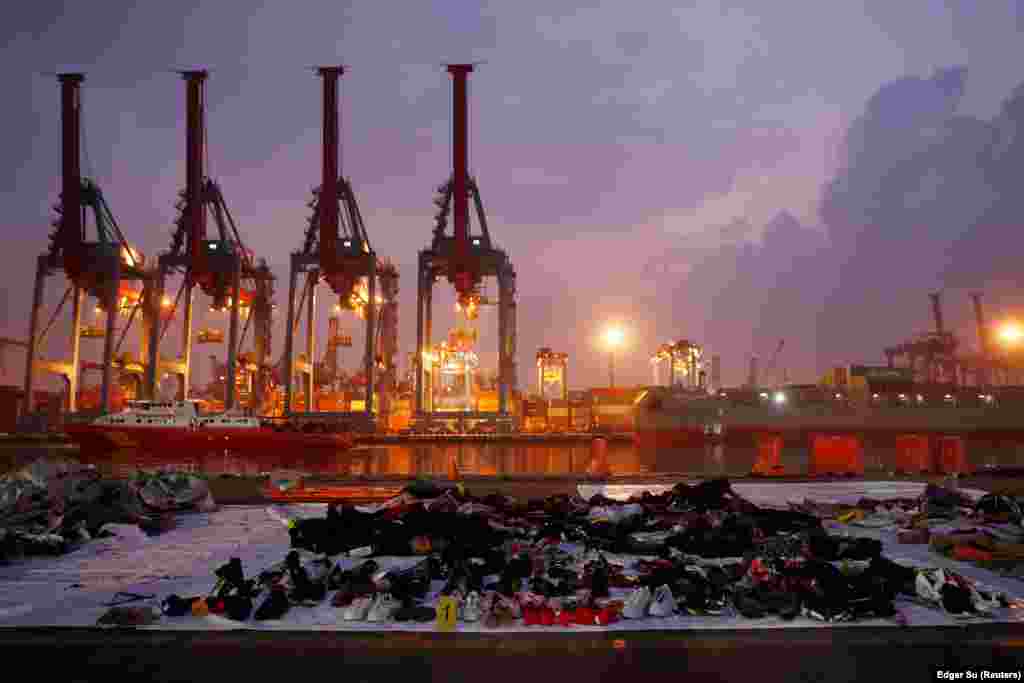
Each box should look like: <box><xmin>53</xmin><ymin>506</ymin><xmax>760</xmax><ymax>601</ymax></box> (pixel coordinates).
<box><xmin>998</xmin><ymin>321</ymin><xmax>1024</xmax><ymax>347</ymax></box>
<box><xmin>603</xmin><ymin>325</ymin><xmax>625</xmax><ymax>388</ymax></box>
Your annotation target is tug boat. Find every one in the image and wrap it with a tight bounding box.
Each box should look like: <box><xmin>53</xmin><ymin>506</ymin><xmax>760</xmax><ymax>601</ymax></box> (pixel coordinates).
<box><xmin>64</xmin><ymin>399</ymin><xmax>355</xmax><ymax>454</ymax></box>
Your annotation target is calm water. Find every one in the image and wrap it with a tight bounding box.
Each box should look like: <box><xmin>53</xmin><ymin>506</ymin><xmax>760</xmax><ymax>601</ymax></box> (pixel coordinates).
<box><xmin>74</xmin><ymin>440</ymin><xmax>1024</xmax><ymax>479</ymax></box>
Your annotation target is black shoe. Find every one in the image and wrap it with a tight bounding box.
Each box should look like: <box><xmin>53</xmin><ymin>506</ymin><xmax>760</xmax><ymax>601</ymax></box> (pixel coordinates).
<box><xmin>254</xmin><ymin>587</ymin><xmax>290</xmax><ymax>621</ymax></box>
<box><xmin>222</xmin><ymin>595</ymin><xmax>253</xmax><ymax>621</ymax></box>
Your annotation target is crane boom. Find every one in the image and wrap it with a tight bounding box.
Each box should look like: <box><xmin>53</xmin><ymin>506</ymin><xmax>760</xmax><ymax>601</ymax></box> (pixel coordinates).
<box><xmin>768</xmin><ymin>339</ymin><xmax>785</xmax><ymax>387</ymax></box>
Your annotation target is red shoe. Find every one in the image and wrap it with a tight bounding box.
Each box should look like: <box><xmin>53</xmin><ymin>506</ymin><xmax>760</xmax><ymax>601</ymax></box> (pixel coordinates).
<box><xmin>539</xmin><ymin>607</ymin><xmax>555</xmax><ymax>626</ymax></box>
<box><xmin>953</xmin><ymin>545</ymin><xmax>993</xmax><ymax>563</ymax></box>
<box><xmin>595</xmin><ymin>606</ymin><xmax>619</xmax><ymax>626</ymax></box>
<box><xmin>558</xmin><ymin>609</ymin><xmax>574</xmax><ymax>627</ymax></box>
<box><xmin>575</xmin><ymin>607</ymin><xmax>595</xmax><ymax>625</ymax></box>
<box><xmin>523</xmin><ymin>606</ymin><xmax>541</xmax><ymax>626</ymax></box>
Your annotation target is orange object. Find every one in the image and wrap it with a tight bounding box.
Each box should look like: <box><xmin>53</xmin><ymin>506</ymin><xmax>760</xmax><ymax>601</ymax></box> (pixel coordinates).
<box><xmin>809</xmin><ymin>434</ymin><xmax>864</xmax><ymax>476</ymax></box>
<box><xmin>191</xmin><ymin>598</ymin><xmax>210</xmax><ymax>617</ymax></box>
<box><xmin>895</xmin><ymin>435</ymin><xmax>931</xmax><ymax>474</ymax></box>
<box><xmin>752</xmin><ymin>434</ymin><xmax>785</xmax><ymax>476</ymax></box>
<box><xmin>588</xmin><ymin>438</ymin><xmax>611</xmax><ymax>477</ymax></box>
<box><xmin>937</xmin><ymin>436</ymin><xmax>972</xmax><ymax>475</ymax></box>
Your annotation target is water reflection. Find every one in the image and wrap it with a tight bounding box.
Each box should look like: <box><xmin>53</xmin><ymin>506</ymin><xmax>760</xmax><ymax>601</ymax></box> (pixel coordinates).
<box><xmin>74</xmin><ymin>440</ymin><xmax>1024</xmax><ymax>479</ymax></box>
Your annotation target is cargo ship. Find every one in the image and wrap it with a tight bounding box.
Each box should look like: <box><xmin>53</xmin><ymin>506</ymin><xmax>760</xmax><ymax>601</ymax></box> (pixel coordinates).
<box><xmin>63</xmin><ymin>399</ymin><xmax>355</xmax><ymax>454</ymax></box>
<box><xmin>633</xmin><ymin>384</ymin><xmax>1024</xmax><ymax>475</ymax></box>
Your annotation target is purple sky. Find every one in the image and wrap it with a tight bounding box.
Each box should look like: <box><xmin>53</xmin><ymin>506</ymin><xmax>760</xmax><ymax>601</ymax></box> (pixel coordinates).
<box><xmin>5</xmin><ymin>1</ymin><xmax>1024</xmax><ymax>393</ymax></box>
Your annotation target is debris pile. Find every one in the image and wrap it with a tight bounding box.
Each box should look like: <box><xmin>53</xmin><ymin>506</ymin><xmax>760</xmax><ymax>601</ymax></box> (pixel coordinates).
<box><xmin>1</xmin><ymin>459</ymin><xmax>216</xmax><ymax>562</ymax></box>
<box><xmin>124</xmin><ymin>479</ymin><xmax>1020</xmax><ymax>629</ymax></box>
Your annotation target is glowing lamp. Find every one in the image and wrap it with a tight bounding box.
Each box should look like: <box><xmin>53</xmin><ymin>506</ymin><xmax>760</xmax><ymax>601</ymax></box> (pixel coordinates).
<box><xmin>999</xmin><ymin>321</ymin><xmax>1024</xmax><ymax>346</ymax></box>
<box><xmin>604</xmin><ymin>326</ymin><xmax>624</xmax><ymax>349</ymax></box>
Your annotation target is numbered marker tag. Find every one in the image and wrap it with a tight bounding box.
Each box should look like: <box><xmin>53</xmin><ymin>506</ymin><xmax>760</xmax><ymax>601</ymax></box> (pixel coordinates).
<box><xmin>436</xmin><ymin>596</ymin><xmax>458</xmax><ymax>631</ymax></box>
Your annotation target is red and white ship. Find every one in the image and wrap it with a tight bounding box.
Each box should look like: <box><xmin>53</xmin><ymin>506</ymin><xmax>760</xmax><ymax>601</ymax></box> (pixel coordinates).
<box><xmin>64</xmin><ymin>399</ymin><xmax>355</xmax><ymax>454</ymax></box>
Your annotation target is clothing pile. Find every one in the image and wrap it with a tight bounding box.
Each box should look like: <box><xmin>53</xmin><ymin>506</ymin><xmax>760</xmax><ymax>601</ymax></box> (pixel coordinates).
<box><xmin>144</xmin><ymin>478</ymin><xmax>1018</xmax><ymax>629</ymax></box>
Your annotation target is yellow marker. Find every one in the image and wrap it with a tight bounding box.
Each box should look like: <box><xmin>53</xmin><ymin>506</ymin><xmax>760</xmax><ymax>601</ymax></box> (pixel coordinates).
<box><xmin>837</xmin><ymin>511</ymin><xmax>859</xmax><ymax>524</ymax></box>
<box><xmin>436</xmin><ymin>596</ymin><xmax>457</xmax><ymax>631</ymax></box>
<box><xmin>287</xmin><ymin>519</ymin><xmax>296</xmax><ymax>529</ymax></box>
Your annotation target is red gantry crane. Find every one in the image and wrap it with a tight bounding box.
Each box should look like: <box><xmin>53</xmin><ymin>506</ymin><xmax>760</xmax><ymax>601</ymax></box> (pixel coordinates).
<box><xmin>280</xmin><ymin>66</ymin><xmax>398</xmax><ymax>433</ymax></box>
<box><xmin>24</xmin><ymin>73</ymin><xmax>151</xmax><ymax>417</ymax></box>
<box><xmin>144</xmin><ymin>70</ymin><xmax>274</xmax><ymax>412</ymax></box>
<box><xmin>413</xmin><ymin>64</ymin><xmax>518</xmax><ymax>433</ymax></box>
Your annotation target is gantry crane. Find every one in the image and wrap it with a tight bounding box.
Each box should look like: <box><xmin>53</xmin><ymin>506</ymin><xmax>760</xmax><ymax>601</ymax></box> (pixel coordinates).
<box><xmin>281</xmin><ymin>67</ymin><xmax>397</xmax><ymax>433</ymax></box>
<box><xmin>884</xmin><ymin>292</ymin><xmax>959</xmax><ymax>386</ymax></box>
<box><xmin>144</xmin><ymin>70</ymin><xmax>274</xmax><ymax>412</ymax></box>
<box><xmin>767</xmin><ymin>338</ymin><xmax>785</xmax><ymax>388</ymax></box>
<box><xmin>536</xmin><ymin>348</ymin><xmax>568</xmax><ymax>400</ymax></box>
<box><xmin>24</xmin><ymin>73</ymin><xmax>152</xmax><ymax>417</ymax></box>
<box><xmin>651</xmin><ymin>340</ymin><xmax>705</xmax><ymax>389</ymax></box>
<box><xmin>414</xmin><ymin>64</ymin><xmax>518</xmax><ymax>432</ymax></box>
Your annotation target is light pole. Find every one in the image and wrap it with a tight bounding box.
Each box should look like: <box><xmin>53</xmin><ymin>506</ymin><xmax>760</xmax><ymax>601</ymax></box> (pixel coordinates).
<box><xmin>604</xmin><ymin>326</ymin><xmax>624</xmax><ymax>388</ymax></box>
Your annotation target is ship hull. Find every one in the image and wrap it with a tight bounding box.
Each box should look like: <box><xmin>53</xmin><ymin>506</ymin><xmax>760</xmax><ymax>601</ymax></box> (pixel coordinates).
<box><xmin>64</xmin><ymin>424</ymin><xmax>354</xmax><ymax>455</ymax></box>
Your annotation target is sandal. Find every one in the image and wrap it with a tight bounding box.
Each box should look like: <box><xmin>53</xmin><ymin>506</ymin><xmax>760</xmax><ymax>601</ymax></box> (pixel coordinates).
<box><xmin>103</xmin><ymin>592</ymin><xmax>156</xmax><ymax>607</ymax></box>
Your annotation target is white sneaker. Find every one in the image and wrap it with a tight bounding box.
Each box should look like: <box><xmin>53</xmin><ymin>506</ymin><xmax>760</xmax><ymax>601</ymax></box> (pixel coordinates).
<box><xmin>461</xmin><ymin>591</ymin><xmax>482</xmax><ymax>622</ymax></box>
<box><xmin>366</xmin><ymin>592</ymin><xmax>401</xmax><ymax>622</ymax></box>
<box><xmin>343</xmin><ymin>595</ymin><xmax>374</xmax><ymax>621</ymax></box>
<box><xmin>648</xmin><ymin>585</ymin><xmax>677</xmax><ymax>617</ymax></box>
<box><xmin>915</xmin><ymin>573</ymin><xmax>942</xmax><ymax>603</ymax></box>
<box><xmin>622</xmin><ymin>586</ymin><xmax>652</xmax><ymax>619</ymax></box>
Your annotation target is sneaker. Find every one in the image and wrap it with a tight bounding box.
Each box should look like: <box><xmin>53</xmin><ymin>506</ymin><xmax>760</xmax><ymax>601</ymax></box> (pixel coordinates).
<box><xmin>915</xmin><ymin>572</ymin><xmax>942</xmax><ymax>603</ymax></box>
<box><xmin>594</xmin><ymin>605</ymin><xmax>620</xmax><ymax>625</ymax></box>
<box><xmin>574</xmin><ymin>606</ymin><xmax>596</xmax><ymax>625</ymax></box>
<box><xmin>622</xmin><ymin>586</ymin><xmax>653</xmax><ymax>619</ymax></box>
<box><xmin>461</xmin><ymin>591</ymin><xmax>482</xmax><ymax>622</ymax></box>
<box><xmin>367</xmin><ymin>593</ymin><xmax>401</xmax><ymax>622</ymax></box>
<box><xmin>254</xmin><ymin>587</ymin><xmax>290</xmax><ymax>621</ymax></box>
<box><xmin>342</xmin><ymin>595</ymin><xmax>374</xmax><ymax>621</ymax></box>
<box><xmin>648</xmin><ymin>585</ymin><xmax>677</xmax><ymax>617</ymax></box>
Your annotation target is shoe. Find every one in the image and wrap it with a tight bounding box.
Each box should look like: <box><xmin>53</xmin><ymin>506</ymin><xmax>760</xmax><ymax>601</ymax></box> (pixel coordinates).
<box><xmin>574</xmin><ymin>606</ymin><xmax>596</xmax><ymax>625</ymax></box>
<box><xmin>648</xmin><ymin>585</ymin><xmax>677</xmax><ymax>617</ymax></box>
<box><xmin>367</xmin><ymin>592</ymin><xmax>401</xmax><ymax>622</ymax></box>
<box><xmin>594</xmin><ymin>605</ymin><xmax>620</xmax><ymax>625</ymax></box>
<box><xmin>254</xmin><ymin>587</ymin><xmax>290</xmax><ymax>621</ymax></box>
<box><xmin>622</xmin><ymin>586</ymin><xmax>653</xmax><ymax>619</ymax></box>
<box><xmin>538</xmin><ymin>606</ymin><xmax>556</xmax><ymax>626</ymax></box>
<box><xmin>222</xmin><ymin>595</ymin><xmax>253</xmax><ymax>621</ymax></box>
<box><xmin>915</xmin><ymin>572</ymin><xmax>943</xmax><ymax>603</ymax></box>
<box><xmin>161</xmin><ymin>594</ymin><xmax>202</xmax><ymax>617</ymax></box>
<box><xmin>461</xmin><ymin>591</ymin><xmax>482</xmax><ymax>622</ymax></box>
<box><xmin>342</xmin><ymin>595</ymin><xmax>374</xmax><ymax>621</ymax></box>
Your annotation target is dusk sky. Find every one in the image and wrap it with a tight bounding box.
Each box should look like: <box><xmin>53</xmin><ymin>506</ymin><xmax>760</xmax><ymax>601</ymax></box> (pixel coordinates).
<box><xmin>5</xmin><ymin>1</ymin><xmax>1024</xmax><ymax>393</ymax></box>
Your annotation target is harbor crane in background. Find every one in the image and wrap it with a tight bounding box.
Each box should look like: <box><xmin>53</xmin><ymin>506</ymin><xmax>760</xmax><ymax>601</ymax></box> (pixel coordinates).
<box><xmin>281</xmin><ymin>66</ymin><xmax>398</xmax><ymax>432</ymax></box>
<box><xmin>767</xmin><ymin>339</ymin><xmax>785</xmax><ymax>388</ymax></box>
<box><xmin>145</xmin><ymin>70</ymin><xmax>274</xmax><ymax>413</ymax></box>
<box><xmin>24</xmin><ymin>73</ymin><xmax>152</xmax><ymax>417</ymax></box>
<box><xmin>884</xmin><ymin>292</ymin><xmax>959</xmax><ymax>386</ymax></box>
<box><xmin>414</xmin><ymin>64</ymin><xmax>518</xmax><ymax>433</ymax></box>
